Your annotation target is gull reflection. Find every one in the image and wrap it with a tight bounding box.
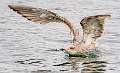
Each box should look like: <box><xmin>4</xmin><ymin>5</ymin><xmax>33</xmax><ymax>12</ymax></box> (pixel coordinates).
<box><xmin>54</xmin><ymin>56</ymin><xmax>107</xmax><ymax>73</ymax></box>
<box><xmin>67</xmin><ymin>57</ymin><xmax>107</xmax><ymax>73</ymax></box>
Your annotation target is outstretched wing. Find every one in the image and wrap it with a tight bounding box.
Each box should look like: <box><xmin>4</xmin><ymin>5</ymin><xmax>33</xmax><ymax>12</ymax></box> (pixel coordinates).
<box><xmin>80</xmin><ymin>15</ymin><xmax>111</xmax><ymax>45</ymax></box>
<box><xmin>8</xmin><ymin>5</ymin><xmax>78</xmax><ymax>40</ymax></box>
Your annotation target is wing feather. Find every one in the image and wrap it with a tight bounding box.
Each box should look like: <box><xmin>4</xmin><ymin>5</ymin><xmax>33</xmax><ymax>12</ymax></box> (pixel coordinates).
<box><xmin>8</xmin><ymin>5</ymin><xmax>78</xmax><ymax>41</ymax></box>
<box><xmin>80</xmin><ymin>15</ymin><xmax>111</xmax><ymax>45</ymax></box>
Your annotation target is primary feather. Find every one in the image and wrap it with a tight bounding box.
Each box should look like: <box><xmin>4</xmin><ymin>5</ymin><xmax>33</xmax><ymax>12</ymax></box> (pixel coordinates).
<box><xmin>80</xmin><ymin>15</ymin><xmax>111</xmax><ymax>45</ymax></box>
<box><xmin>8</xmin><ymin>5</ymin><xmax>78</xmax><ymax>41</ymax></box>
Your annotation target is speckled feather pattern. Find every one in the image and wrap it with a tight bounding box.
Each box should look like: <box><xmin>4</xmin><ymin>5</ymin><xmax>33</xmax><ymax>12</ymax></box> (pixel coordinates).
<box><xmin>8</xmin><ymin>5</ymin><xmax>111</xmax><ymax>55</ymax></box>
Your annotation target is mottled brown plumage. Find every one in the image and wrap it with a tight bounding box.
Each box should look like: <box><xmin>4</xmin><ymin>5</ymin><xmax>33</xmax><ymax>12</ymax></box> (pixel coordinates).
<box><xmin>8</xmin><ymin>5</ymin><xmax>111</xmax><ymax>53</ymax></box>
<box><xmin>8</xmin><ymin>5</ymin><xmax>78</xmax><ymax>41</ymax></box>
<box><xmin>80</xmin><ymin>15</ymin><xmax>111</xmax><ymax>46</ymax></box>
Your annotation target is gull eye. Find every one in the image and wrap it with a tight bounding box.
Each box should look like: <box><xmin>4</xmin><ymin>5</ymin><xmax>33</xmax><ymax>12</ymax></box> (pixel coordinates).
<box><xmin>70</xmin><ymin>47</ymin><xmax>74</xmax><ymax>49</ymax></box>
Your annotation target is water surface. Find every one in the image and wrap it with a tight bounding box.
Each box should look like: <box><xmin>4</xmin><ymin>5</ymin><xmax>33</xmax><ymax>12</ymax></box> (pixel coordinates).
<box><xmin>0</xmin><ymin>0</ymin><xmax>120</xmax><ymax>73</ymax></box>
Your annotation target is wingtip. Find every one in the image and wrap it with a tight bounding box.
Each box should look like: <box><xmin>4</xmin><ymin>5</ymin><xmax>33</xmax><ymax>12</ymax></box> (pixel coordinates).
<box><xmin>103</xmin><ymin>14</ymin><xmax>111</xmax><ymax>19</ymax></box>
<box><xmin>8</xmin><ymin>5</ymin><xmax>20</xmax><ymax>11</ymax></box>
<box><xmin>8</xmin><ymin>5</ymin><xmax>18</xmax><ymax>9</ymax></box>
<box><xmin>105</xmin><ymin>14</ymin><xmax>111</xmax><ymax>17</ymax></box>
<box><xmin>8</xmin><ymin>5</ymin><xmax>14</xmax><ymax>9</ymax></box>
<box><xmin>96</xmin><ymin>14</ymin><xmax>111</xmax><ymax>17</ymax></box>
<box><xmin>8</xmin><ymin>5</ymin><xmax>11</xmax><ymax>8</ymax></box>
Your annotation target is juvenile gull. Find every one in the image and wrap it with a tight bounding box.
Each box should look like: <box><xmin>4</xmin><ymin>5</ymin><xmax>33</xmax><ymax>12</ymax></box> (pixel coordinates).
<box><xmin>8</xmin><ymin>5</ymin><xmax>111</xmax><ymax>56</ymax></box>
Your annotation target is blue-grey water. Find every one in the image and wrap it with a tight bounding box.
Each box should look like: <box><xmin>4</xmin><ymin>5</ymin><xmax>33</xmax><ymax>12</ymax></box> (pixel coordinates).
<box><xmin>0</xmin><ymin>0</ymin><xmax>120</xmax><ymax>73</ymax></box>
